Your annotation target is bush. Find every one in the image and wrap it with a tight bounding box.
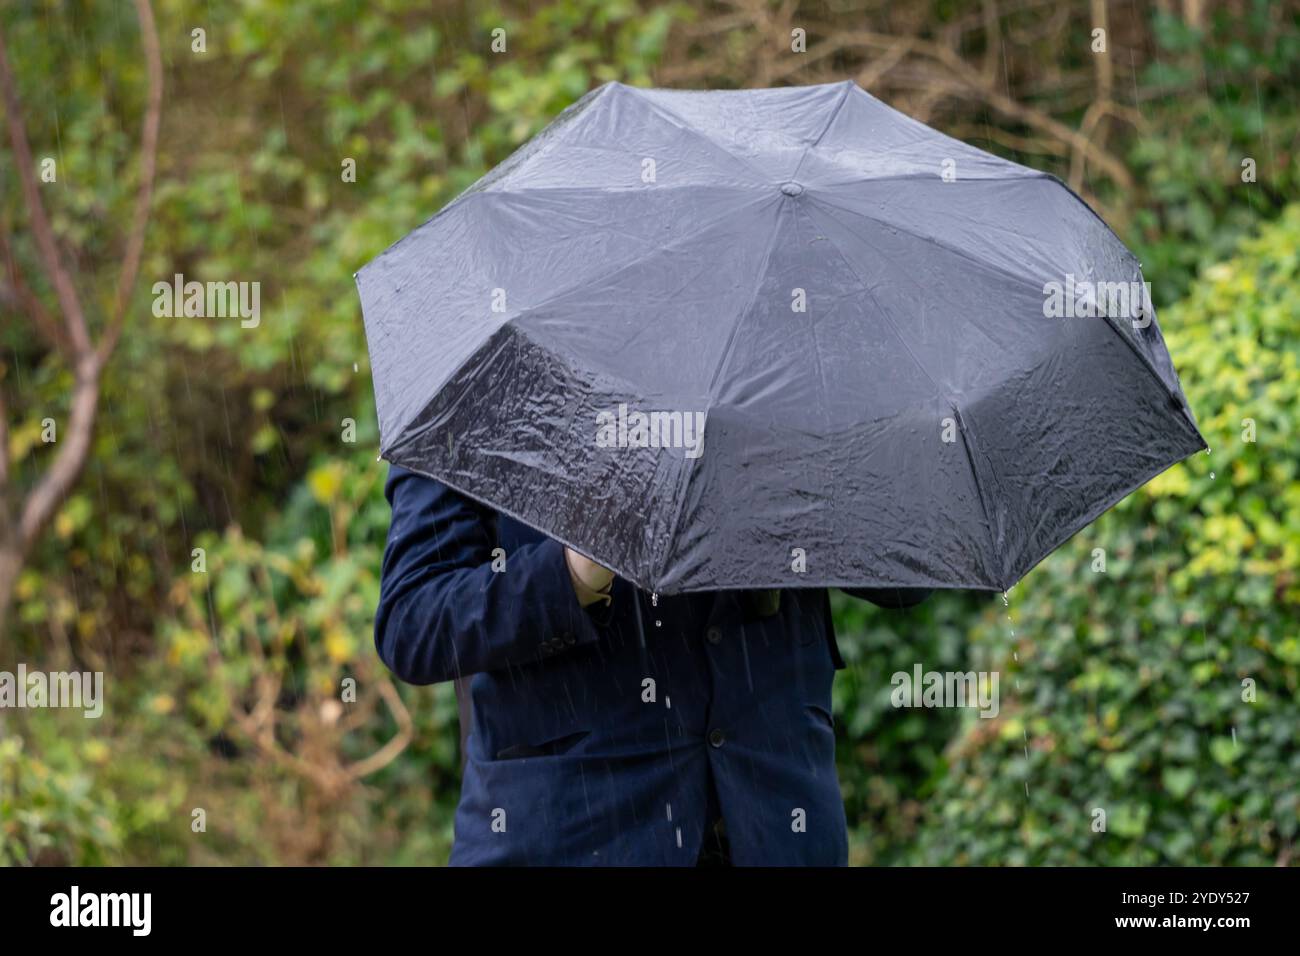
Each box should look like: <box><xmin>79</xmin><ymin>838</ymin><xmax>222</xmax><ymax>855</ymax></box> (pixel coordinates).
<box><xmin>0</xmin><ymin>702</ymin><xmax>190</xmax><ymax>866</ymax></box>
<box><xmin>156</xmin><ymin>450</ymin><xmax>460</xmax><ymax>864</ymax></box>
<box><xmin>829</xmin><ymin>588</ymin><xmax>994</xmax><ymax>865</ymax></box>
<box><xmin>1128</xmin><ymin>3</ymin><xmax>1300</xmax><ymax>306</ymax></box>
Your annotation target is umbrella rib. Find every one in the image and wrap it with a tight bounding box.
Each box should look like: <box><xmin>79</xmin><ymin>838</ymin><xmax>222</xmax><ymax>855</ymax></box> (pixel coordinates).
<box><xmin>366</xmin><ymin>86</ymin><xmax>614</xmax><ymax>269</ymax></box>
<box><xmin>804</xmin><ymin>203</ymin><xmax>951</xmax><ymax>399</ymax></box>
<box><xmin>1080</xmin><ymin>304</ymin><xmax>1204</xmax><ymax>436</ymax></box>
<box><xmin>479</xmin><ymin>181</ymin><xmax>769</xmax><ymax>197</ymax></box>
<box><xmin>625</xmin><ymin>89</ymin><xmax>773</xmax><ymax>186</ymax></box>
<box><xmin>494</xmin><ymin>191</ymin><xmax>769</xmax><ymax>329</ymax></box>
<box><xmin>813</xmin><ymin>191</ymin><xmax>1046</xmax><ymax>298</ymax></box>
<box><xmin>703</xmin><ymin>204</ymin><xmax>787</xmax><ymax>400</ymax></box>
<box><xmin>954</xmin><ymin>415</ymin><xmax>1006</xmax><ymax>589</ymax></box>
<box><xmin>822</xmin><ymin>183</ymin><xmax>1201</xmax><ymax>435</ymax></box>
<box><xmin>789</xmin><ymin>79</ymin><xmax>854</xmax><ymax>183</ymax></box>
<box><xmin>651</xmin><ymin>202</ymin><xmax>788</xmax><ymax>586</ymax></box>
<box><xmin>803</xmin><ymin>115</ymin><xmax>1042</xmax><ymax>184</ymax></box>
<box><xmin>803</xmin><ymin>201</ymin><xmax>1005</xmax><ymax>586</ymax></box>
<box><xmin>812</xmin><ymin>170</ymin><xmax>1047</xmax><ymax>189</ymax></box>
<box><xmin>815</xmin><ymin>176</ymin><xmax>1194</xmax><ymax>418</ymax></box>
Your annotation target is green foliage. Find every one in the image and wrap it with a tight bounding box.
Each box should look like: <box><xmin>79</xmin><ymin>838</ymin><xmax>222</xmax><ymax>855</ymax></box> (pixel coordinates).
<box><xmin>829</xmin><ymin>588</ymin><xmax>996</xmax><ymax>865</ymax></box>
<box><xmin>0</xmin><ymin>703</ymin><xmax>190</xmax><ymax>866</ymax></box>
<box><xmin>154</xmin><ymin>448</ymin><xmax>460</xmax><ymax>863</ymax></box>
<box><xmin>1127</xmin><ymin>1</ymin><xmax>1300</xmax><ymax>306</ymax></box>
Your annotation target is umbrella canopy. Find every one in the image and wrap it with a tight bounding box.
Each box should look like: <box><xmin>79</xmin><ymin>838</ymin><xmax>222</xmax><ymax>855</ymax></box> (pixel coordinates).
<box><xmin>356</xmin><ymin>80</ymin><xmax>1204</xmax><ymax>594</ymax></box>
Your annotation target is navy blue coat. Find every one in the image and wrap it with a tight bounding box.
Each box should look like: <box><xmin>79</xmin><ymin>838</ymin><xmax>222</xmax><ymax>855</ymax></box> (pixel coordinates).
<box><xmin>376</xmin><ymin>465</ymin><xmax>928</xmax><ymax>866</ymax></box>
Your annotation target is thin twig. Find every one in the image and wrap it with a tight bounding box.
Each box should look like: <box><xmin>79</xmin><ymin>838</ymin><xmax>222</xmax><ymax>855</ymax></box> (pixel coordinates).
<box><xmin>98</xmin><ymin>0</ymin><xmax>163</xmax><ymax>364</ymax></box>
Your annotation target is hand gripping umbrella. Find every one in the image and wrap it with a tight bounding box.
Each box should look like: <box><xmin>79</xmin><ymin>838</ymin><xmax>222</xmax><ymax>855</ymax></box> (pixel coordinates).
<box><xmin>356</xmin><ymin>81</ymin><xmax>1204</xmax><ymax>595</ymax></box>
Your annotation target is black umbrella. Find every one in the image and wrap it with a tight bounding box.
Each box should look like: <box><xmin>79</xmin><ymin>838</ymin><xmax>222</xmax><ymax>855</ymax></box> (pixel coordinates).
<box><xmin>356</xmin><ymin>80</ymin><xmax>1204</xmax><ymax>595</ymax></box>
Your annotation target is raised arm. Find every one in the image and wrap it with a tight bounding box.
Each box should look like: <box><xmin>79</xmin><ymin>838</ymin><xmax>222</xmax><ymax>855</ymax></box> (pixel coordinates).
<box><xmin>375</xmin><ymin>465</ymin><xmax>610</xmax><ymax>684</ymax></box>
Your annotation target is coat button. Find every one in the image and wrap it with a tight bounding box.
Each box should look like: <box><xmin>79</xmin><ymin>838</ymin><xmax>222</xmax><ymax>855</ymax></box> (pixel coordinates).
<box><xmin>706</xmin><ymin>626</ymin><xmax>722</xmax><ymax>645</ymax></box>
<box><xmin>708</xmin><ymin>728</ymin><xmax>726</xmax><ymax>748</ymax></box>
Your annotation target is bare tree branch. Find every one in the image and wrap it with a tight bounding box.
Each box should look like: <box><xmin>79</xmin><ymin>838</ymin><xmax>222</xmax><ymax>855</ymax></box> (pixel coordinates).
<box><xmin>0</xmin><ymin>1</ymin><xmax>163</xmax><ymax>635</ymax></box>
<box><xmin>0</xmin><ymin>223</ymin><xmax>73</xmax><ymax>357</ymax></box>
<box><xmin>345</xmin><ymin>676</ymin><xmax>413</xmax><ymax>781</ymax></box>
<box><xmin>0</xmin><ymin>25</ymin><xmax>92</xmax><ymax>357</ymax></box>
<box><xmin>15</xmin><ymin>360</ymin><xmax>100</xmax><ymax>550</ymax></box>
<box><xmin>666</xmin><ymin>5</ymin><xmax>1137</xmax><ymax>218</ymax></box>
<box><xmin>99</xmin><ymin>0</ymin><xmax>163</xmax><ymax>365</ymax></box>
<box><xmin>0</xmin><ymin>387</ymin><xmax>9</xmax><ymax>520</ymax></box>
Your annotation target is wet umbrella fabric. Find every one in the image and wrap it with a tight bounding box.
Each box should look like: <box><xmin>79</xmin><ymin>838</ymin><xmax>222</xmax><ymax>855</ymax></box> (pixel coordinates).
<box><xmin>356</xmin><ymin>80</ymin><xmax>1204</xmax><ymax>595</ymax></box>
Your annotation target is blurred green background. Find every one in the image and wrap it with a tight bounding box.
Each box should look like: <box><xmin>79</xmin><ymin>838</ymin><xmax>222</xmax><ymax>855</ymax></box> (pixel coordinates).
<box><xmin>1</xmin><ymin>0</ymin><xmax>1296</xmax><ymax>865</ymax></box>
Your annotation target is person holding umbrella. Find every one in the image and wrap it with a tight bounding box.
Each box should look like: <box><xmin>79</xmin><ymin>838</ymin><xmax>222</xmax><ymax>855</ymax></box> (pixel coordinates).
<box><xmin>360</xmin><ymin>81</ymin><xmax>1202</xmax><ymax>866</ymax></box>
<box><xmin>377</xmin><ymin>464</ymin><xmax>930</xmax><ymax>865</ymax></box>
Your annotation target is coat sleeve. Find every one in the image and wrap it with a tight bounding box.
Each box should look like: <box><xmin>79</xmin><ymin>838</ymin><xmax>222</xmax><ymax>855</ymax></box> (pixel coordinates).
<box><xmin>841</xmin><ymin>587</ymin><xmax>934</xmax><ymax>609</ymax></box>
<box><xmin>375</xmin><ymin>464</ymin><xmax>612</xmax><ymax>684</ymax></box>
